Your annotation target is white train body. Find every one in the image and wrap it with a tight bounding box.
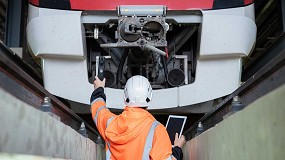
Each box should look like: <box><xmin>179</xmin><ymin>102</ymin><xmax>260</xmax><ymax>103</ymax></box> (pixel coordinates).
<box><xmin>27</xmin><ymin>1</ymin><xmax>256</xmax><ymax>112</ymax></box>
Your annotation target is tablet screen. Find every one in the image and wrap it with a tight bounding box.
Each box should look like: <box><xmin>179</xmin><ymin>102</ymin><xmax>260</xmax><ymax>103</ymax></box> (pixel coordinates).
<box><xmin>166</xmin><ymin>115</ymin><xmax>187</xmax><ymax>145</ymax></box>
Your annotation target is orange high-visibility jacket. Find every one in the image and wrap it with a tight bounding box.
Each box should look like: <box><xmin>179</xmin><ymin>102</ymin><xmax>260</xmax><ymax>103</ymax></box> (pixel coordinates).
<box><xmin>90</xmin><ymin>88</ymin><xmax>172</xmax><ymax>160</ymax></box>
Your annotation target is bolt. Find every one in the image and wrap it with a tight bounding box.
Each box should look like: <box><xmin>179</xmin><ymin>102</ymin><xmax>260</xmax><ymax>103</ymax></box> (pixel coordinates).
<box><xmin>139</xmin><ymin>18</ymin><xmax>144</xmax><ymax>24</ymax></box>
<box><xmin>95</xmin><ymin>136</ymin><xmax>104</xmax><ymax>147</ymax></box>
<box><xmin>39</xmin><ymin>96</ymin><xmax>52</xmax><ymax>113</ymax></box>
<box><xmin>233</xmin><ymin>96</ymin><xmax>241</xmax><ymax>102</ymax></box>
<box><xmin>231</xmin><ymin>96</ymin><xmax>244</xmax><ymax>113</ymax></box>
<box><xmin>195</xmin><ymin>122</ymin><xmax>204</xmax><ymax>136</ymax></box>
<box><xmin>78</xmin><ymin>122</ymin><xmax>88</xmax><ymax>138</ymax></box>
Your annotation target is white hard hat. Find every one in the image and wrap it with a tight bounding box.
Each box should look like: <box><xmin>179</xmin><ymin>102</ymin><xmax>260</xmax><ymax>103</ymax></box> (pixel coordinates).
<box><xmin>124</xmin><ymin>75</ymin><xmax>152</xmax><ymax>107</ymax></box>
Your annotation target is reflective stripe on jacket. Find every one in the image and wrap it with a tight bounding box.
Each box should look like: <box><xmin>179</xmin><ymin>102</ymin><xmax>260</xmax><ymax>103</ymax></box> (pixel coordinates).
<box><xmin>90</xmin><ymin>89</ymin><xmax>172</xmax><ymax>160</ymax></box>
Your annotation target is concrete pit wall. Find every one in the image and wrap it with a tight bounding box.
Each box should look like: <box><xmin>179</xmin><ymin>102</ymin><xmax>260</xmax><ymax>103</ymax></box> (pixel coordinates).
<box><xmin>184</xmin><ymin>84</ymin><xmax>285</xmax><ymax>160</ymax></box>
<box><xmin>0</xmin><ymin>87</ymin><xmax>104</xmax><ymax>159</ymax></box>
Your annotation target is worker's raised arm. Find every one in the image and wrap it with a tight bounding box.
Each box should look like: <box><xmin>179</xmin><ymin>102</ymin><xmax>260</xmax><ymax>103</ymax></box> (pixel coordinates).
<box><xmin>90</xmin><ymin>77</ymin><xmax>115</xmax><ymax>140</ymax></box>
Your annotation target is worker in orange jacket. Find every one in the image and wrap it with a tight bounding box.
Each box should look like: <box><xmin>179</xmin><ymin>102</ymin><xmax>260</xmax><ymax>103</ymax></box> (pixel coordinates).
<box><xmin>90</xmin><ymin>75</ymin><xmax>185</xmax><ymax>160</ymax></box>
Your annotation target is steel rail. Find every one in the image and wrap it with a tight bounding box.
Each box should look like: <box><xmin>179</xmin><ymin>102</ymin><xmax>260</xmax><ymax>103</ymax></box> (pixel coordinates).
<box><xmin>0</xmin><ymin>42</ymin><xmax>99</xmax><ymax>141</ymax></box>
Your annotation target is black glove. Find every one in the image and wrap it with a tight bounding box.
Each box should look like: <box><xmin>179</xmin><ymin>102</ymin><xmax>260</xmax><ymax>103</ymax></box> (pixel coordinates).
<box><xmin>172</xmin><ymin>146</ymin><xmax>183</xmax><ymax>160</ymax></box>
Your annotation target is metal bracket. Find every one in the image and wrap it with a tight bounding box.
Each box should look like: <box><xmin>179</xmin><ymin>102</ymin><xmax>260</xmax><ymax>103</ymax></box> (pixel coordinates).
<box><xmin>118</xmin><ymin>5</ymin><xmax>166</xmax><ymax>16</ymax></box>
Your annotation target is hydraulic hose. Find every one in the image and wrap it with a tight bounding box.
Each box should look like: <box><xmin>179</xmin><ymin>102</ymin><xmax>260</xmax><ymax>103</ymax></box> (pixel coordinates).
<box><xmin>116</xmin><ymin>49</ymin><xmax>129</xmax><ymax>88</ymax></box>
<box><xmin>161</xmin><ymin>54</ymin><xmax>168</xmax><ymax>88</ymax></box>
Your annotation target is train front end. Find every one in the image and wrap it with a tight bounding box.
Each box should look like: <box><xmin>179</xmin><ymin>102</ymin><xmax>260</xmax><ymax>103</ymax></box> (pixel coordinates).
<box><xmin>27</xmin><ymin>0</ymin><xmax>256</xmax><ymax>112</ymax></box>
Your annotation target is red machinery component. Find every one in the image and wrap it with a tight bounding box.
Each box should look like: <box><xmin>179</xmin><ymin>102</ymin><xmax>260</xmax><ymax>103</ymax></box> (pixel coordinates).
<box><xmin>29</xmin><ymin>0</ymin><xmax>253</xmax><ymax>10</ymax></box>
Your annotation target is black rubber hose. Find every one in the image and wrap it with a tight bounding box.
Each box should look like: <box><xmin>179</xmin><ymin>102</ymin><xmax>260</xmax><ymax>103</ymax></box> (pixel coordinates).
<box><xmin>161</xmin><ymin>54</ymin><xmax>168</xmax><ymax>88</ymax></box>
<box><xmin>116</xmin><ymin>48</ymin><xmax>129</xmax><ymax>88</ymax></box>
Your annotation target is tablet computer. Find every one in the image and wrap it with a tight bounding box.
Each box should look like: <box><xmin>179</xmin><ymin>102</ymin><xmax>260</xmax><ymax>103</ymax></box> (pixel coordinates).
<box><xmin>166</xmin><ymin>115</ymin><xmax>187</xmax><ymax>145</ymax></box>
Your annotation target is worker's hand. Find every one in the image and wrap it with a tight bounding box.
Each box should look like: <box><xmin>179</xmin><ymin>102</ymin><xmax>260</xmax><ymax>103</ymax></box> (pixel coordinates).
<box><xmin>174</xmin><ymin>133</ymin><xmax>186</xmax><ymax>149</ymax></box>
<box><xmin>94</xmin><ymin>76</ymin><xmax>106</xmax><ymax>90</ymax></box>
